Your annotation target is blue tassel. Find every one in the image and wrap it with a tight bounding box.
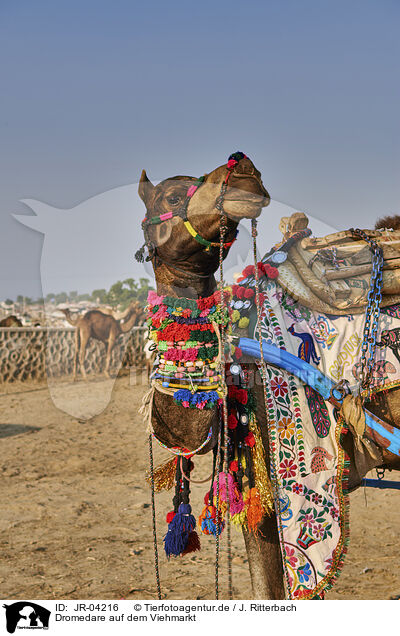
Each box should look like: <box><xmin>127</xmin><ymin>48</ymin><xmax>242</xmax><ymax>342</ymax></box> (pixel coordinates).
<box><xmin>164</xmin><ymin>503</ymin><xmax>196</xmax><ymax>557</ymax></box>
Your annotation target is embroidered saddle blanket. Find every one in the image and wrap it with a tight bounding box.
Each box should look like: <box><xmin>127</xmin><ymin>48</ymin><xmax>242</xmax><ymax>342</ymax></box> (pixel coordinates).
<box><xmin>251</xmin><ymin>279</ymin><xmax>400</xmax><ymax>598</ymax></box>
<box><xmin>231</xmin><ymin>250</ymin><xmax>400</xmax><ymax>598</ymax></box>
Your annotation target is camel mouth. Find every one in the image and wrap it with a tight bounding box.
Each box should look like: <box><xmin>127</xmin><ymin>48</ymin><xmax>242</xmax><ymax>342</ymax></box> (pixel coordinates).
<box><xmin>223</xmin><ymin>199</ymin><xmax>265</xmax><ymax>221</ymax></box>
<box><xmin>223</xmin><ymin>187</ymin><xmax>270</xmax><ymax>219</ymax></box>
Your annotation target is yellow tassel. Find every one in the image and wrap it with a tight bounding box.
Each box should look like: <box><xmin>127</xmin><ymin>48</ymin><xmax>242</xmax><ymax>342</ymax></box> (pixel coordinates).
<box><xmin>238</xmin><ymin>316</ymin><xmax>250</xmax><ymax>329</ymax></box>
<box><xmin>218</xmin><ymin>501</ymin><xmax>228</xmax><ymax>517</ymax></box>
<box><xmin>146</xmin><ymin>458</ymin><xmax>176</xmax><ymax>492</ymax></box>
<box><xmin>231</xmin><ymin>508</ymin><xmax>247</xmax><ymax>529</ymax></box>
<box><xmin>249</xmin><ymin>413</ymin><xmax>275</xmax><ymax>515</ymax></box>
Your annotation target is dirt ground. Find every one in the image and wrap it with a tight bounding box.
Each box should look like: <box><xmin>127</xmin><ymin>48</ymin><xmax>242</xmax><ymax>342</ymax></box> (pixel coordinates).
<box><xmin>1</xmin><ymin>373</ymin><xmax>399</xmax><ymax>601</ymax></box>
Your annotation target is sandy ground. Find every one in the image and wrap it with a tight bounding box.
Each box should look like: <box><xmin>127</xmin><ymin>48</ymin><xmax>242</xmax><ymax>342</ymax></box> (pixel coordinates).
<box><xmin>0</xmin><ymin>373</ymin><xmax>399</xmax><ymax>601</ymax></box>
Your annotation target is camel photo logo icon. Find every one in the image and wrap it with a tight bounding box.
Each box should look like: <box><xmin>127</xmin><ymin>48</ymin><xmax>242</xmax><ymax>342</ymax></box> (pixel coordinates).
<box><xmin>2</xmin><ymin>602</ymin><xmax>51</xmax><ymax>633</ymax></box>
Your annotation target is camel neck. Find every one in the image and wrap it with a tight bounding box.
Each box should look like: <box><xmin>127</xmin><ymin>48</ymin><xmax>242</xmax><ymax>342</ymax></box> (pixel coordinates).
<box><xmin>154</xmin><ymin>263</ymin><xmax>217</xmax><ymax>299</ymax></box>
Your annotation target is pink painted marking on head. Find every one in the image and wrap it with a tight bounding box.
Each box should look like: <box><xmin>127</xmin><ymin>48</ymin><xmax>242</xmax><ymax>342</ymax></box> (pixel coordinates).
<box><xmin>187</xmin><ymin>185</ymin><xmax>198</xmax><ymax>198</ymax></box>
<box><xmin>159</xmin><ymin>211</ymin><xmax>173</xmax><ymax>221</ymax></box>
<box><xmin>227</xmin><ymin>159</ymin><xmax>238</xmax><ymax>169</ymax></box>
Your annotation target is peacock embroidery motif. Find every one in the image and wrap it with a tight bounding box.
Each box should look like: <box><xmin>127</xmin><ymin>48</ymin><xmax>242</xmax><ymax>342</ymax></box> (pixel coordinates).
<box><xmin>288</xmin><ymin>324</ymin><xmax>331</xmax><ymax>438</ymax></box>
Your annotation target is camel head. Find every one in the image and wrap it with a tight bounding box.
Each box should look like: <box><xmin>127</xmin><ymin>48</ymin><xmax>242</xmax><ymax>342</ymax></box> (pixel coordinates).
<box><xmin>137</xmin><ymin>153</ymin><xmax>270</xmax><ymax>292</ymax></box>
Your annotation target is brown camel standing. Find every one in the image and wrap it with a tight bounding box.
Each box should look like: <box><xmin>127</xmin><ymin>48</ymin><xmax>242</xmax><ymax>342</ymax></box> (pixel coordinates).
<box><xmin>138</xmin><ymin>154</ymin><xmax>400</xmax><ymax>600</ymax></box>
<box><xmin>0</xmin><ymin>315</ymin><xmax>23</xmax><ymax>327</ymax></box>
<box><xmin>61</xmin><ymin>303</ymin><xmax>145</xmax><ymax>379</ymax></box>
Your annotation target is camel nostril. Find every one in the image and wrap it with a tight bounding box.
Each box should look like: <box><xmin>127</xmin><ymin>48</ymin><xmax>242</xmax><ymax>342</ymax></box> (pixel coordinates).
<box><xmin>235</xmin><ymin>158</ymin><xmax>255</xmax><ymax>175</ymax></box>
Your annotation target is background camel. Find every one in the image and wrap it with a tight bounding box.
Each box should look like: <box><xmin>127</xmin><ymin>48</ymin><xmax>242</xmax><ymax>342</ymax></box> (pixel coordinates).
<box><xmin>143</xmin><ymin>329</ymin><xmax>156</xmax><ymax>380</ymax></box>
<box><xmin>61</xmin><ymin>301</ymin><xmax>145</xmax><ymax>378</ymax></box>
<box><xmin>375</xmin><ymin>215</ymin><xmax>400</xmax><ymax>231</ymax></box>
<box><xmin>139</xmin><ymin>154</ymin><xmax>400</xmax><ymax>600</ymax></box>
<box><xmin>0</xmin><ymin>315</ymin><xmax>23</xmax><ymax>327</ymax></box>
<box><xmin>100</xmin><ymin>302</ymin><xmax>139</xmax><ymax>321</ymax></box>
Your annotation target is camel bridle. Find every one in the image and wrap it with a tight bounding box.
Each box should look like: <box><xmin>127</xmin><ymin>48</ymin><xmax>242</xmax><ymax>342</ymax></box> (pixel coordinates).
<box><xmin>135</xmin><ymin>152</ymin><xmax>256</xmax><ymax>267</ymax></box>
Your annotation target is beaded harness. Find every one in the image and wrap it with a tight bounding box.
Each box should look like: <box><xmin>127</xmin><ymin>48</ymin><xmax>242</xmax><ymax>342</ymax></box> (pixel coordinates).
<box><xmin>135</xmin><ymin>153</ymin><xmax>245</xmax><ymax>264</ymax></box>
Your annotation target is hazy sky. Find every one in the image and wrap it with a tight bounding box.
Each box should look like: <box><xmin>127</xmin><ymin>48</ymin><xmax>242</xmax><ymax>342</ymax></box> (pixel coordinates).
<box><xmin>1</xmin><ymin>0</ymin><xmax>399</xmax><ymax>299</ymax></box>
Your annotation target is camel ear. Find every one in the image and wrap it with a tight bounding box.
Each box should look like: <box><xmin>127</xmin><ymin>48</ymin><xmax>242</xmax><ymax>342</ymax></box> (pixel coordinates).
<box><xmin>138</xmin><ymin>170</ymin><xmax>155</xmax><ymax>206</ymax></box>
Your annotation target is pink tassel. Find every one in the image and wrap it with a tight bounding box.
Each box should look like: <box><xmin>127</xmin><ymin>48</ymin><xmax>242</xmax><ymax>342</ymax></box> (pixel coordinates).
<box><xmin>213</xmin><ymin>472</ymin><xmax>245</xmax><ymax>516</ymax></box>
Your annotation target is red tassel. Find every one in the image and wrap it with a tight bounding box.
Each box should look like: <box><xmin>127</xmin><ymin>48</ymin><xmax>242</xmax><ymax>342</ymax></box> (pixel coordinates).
<box><xmin>182</xmin><ymin>531</ymin><xmax>201</xmax><ymax>555</ymax></box>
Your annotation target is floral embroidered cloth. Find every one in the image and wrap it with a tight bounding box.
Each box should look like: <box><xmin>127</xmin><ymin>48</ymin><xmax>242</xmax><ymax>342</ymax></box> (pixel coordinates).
<box><xmin>251</xmin><ymin>279</ymin><xmax>400</xmax><ymax>598</ymax></box>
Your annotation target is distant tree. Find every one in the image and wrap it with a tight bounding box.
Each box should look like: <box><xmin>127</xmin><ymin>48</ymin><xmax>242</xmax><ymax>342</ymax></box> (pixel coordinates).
<box><xmin>32</xmin><ymin>278</ymin><xmax>154</xmax><ymax>310</ymax></box>
<box><xmin>136</xmin><ymin>278</ymin><xmax>152</xmax><ymax>304</ymax></box>
<box><xmin>107</xmin><ymin>281</ymin><xmax>123</xmax><ymax>306</ymax></box>
<box><xmin>5</xmin><ymin>299</ymin><xmax>13</xmax><ymax>305</ymax></box>
<box><xmin>91</xmin><ymin>289</ymin><xmax>107</xmax><ymax>304</ymax></box>
<box><xmin>17</xmin><ymin>295</ymin><xmax>24</xmax><ymax>305</ymax></box>
<box><xmin>55</xmin><ymin>292</ymin><xmax>68</xmax><ymax>304</ymax></box>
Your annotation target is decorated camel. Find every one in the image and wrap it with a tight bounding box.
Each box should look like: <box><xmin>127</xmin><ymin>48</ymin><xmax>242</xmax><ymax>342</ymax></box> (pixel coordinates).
<box><xmin>61</xmin><ymin>302</ymin><xmax>145</xmax><ymax>378</ymax></box>
<box><xmin>138</xmin><ymin>152</ymin><xmax>400</xmax><ymax>600</ymax></box>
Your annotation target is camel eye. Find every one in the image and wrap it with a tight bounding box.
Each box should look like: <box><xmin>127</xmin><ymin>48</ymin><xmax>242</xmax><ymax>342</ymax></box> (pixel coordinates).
<box><xmin>166</xmin><ymin>195</ymin><xmax>180</xmax><ymax>205</ymax></box>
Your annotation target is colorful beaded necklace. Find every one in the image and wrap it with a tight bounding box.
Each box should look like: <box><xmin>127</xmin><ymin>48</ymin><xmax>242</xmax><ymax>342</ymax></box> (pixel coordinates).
<box><xmin>147</xmin><ymin>288</ymin><xmax>232</xmax><ymax>408</ymax></box>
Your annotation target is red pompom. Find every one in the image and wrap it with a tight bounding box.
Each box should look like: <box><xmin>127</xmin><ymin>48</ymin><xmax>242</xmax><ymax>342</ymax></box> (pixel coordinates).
<box><xmin>166</xmin><ymin>511</ymin><xmax>176</xmax><ymax>524</ymax></box>
<box><xmin>245</xmin><ymin>432</ymin><xmax>256</xmax><ymax>448</ymax></box>
<box><xmin>237</xmin><ymin>389</ymin><xmax>248</xmax><ymax>405</ymax></box>
<box><xmin>267</xmin><ymin>266</ymin><xmax>279</xmax><ymax>279</ymax></box>
<box><xmin>228</xmin><ymin>384</ymin><xmax>237</xmax><ymax>398</ymax></box>
<box><xmin>242</xmin><ymin>265</ymin><xmax>255</xmax><ymax>278</ymax></box>
<box><xmin>228</xmin><ymin>413</ymin><xmax>238</xmax><ymax>430</ymax></box>
<box><xmin>244</xmin><ymin>288</ymin><xmax>255</xmax><ymax>299</ymax></box>
<box><xmin>235</xmin><ymin>347</ymin><xmax>243</xmax><ymax>359</ymax></box>
<box><xmin>229</xmin><ymin>460</ymin><xmax>238</xmax><ymax>472</ymax></box>
<box><xmin>236</xmin><ymin>286</ymin><xmax>245</xmax><ymax>299</ymax></box>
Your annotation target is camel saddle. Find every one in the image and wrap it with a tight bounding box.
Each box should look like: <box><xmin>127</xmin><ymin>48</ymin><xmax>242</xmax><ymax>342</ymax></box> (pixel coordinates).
<box><xmin>271</xmin><ymin>213</ymin><xmax>400</xmax><ymax>315</ymax></box>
